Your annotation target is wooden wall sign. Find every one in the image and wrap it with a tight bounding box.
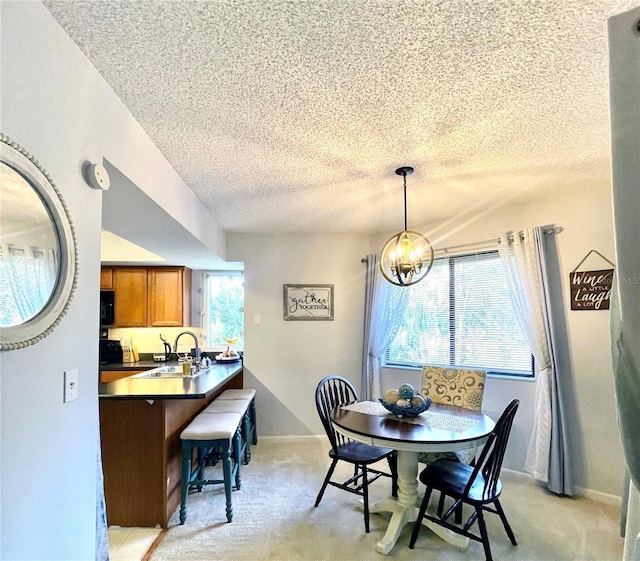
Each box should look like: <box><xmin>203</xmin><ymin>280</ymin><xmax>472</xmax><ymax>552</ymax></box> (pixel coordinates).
<box><xmin>283</xmin><ymin>284</ymin><xmax>334</xmax><ymax>320</ymax></box>
<box><xmin>570</xmin><ymin>250</ymin><xmax>615</xmax><ymax>311</ymax></box>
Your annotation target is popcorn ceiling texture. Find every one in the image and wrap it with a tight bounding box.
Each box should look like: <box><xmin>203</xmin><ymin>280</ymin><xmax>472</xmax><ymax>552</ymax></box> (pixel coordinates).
<box><xmin>43</xmin><ymin>0</ymin><xmax>639</xmax><ymax>235</ymax></box>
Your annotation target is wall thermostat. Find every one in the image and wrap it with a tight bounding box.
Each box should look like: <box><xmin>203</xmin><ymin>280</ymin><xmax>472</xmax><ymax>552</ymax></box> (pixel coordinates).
<box><xmin>84</xmin><ymin>162</ymin><xmax>111</xmax><ymax>191</ymax></box>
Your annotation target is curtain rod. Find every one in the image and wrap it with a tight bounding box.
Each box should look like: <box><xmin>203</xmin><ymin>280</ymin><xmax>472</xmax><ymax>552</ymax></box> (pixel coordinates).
<box><xmin>362</xmin><ymin>225</ymin><xmax>563</xmax><ymax>262</ymax></box>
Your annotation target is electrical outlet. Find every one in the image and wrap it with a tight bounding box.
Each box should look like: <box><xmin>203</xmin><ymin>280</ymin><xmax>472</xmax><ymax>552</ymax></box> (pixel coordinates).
<box><xmin>64</xmin><ymin>370</ymin><xmax>78</xmax><ymax>402</ymax></box>
<box><xmin>253</xmin><ymin>313</ymin><xmax>262</xmax><ymax>325</ymax></box>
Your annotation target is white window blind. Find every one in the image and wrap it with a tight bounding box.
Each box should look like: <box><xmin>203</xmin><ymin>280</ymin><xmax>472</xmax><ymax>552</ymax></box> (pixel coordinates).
<box><xmin>385</xmin><ymin>251</ymin><xmax>533</xmax><ymax>377</ymax></box>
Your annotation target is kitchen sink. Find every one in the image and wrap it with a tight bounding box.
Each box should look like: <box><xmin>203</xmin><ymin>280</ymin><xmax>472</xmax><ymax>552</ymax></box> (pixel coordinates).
<box><xmin>131</xmin><ymin>365</ymin><xmax>206</xmax><ymax>379</ymax></box>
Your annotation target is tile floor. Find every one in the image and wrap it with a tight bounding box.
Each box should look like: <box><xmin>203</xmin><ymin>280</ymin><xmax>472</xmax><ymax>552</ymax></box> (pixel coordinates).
<box><xmin>108</xmin><ymin>527</ymin><xmax>162</xmax><ymax>561</ymax></box>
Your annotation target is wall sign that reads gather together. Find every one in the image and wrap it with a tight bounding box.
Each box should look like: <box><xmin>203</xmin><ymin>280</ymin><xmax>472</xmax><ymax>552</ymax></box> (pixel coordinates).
<box><xmin>569</xmin><ymin>250</ymin><xmax>615</xmax><ymax>311</ymax></box>
<box><xmin>283</xmin><ymin>284</ymin><xmax>334</xmax><ymax>321</ymax></box>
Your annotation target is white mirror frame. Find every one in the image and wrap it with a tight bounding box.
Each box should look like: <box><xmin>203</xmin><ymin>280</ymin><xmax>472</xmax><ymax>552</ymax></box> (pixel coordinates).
<box><xmin>0</xmin><ymin>134</ymin><xmax>78</xmax><ymax>350</ymax></box>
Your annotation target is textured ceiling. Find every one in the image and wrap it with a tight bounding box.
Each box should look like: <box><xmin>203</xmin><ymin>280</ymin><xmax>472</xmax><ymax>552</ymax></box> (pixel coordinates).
<box><xmin>43</xmin><ymin>0</ymin><xmax>639</xmax><ymax>236</ymax></box>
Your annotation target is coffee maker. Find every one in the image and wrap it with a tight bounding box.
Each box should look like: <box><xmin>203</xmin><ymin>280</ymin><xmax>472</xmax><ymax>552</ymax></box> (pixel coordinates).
<box><xmin>99</xmin><ymin>339</ymin><xmax>123</xmax><ymax>364</ymax></box>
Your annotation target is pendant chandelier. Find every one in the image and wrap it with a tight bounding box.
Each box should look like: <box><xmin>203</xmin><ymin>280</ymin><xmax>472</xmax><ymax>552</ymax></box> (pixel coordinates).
<box><xmin>379</xmin><ymin>166</ymin><xmax>434</xmax><ymax>287</ymax></box>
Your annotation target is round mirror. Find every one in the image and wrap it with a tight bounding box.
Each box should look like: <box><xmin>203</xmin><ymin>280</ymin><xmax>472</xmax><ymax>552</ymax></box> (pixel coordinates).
<box><xmin>0</xmin><ymin>134</ymin><xmax>77</xmax><ymax>350</ymax></box>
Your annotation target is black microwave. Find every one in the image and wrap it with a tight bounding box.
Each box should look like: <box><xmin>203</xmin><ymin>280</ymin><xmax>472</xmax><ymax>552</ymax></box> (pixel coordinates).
<box><xmin>100</xmin><ymin>290</ymin><xmax>115</xmax><ymax>326</ymax></box>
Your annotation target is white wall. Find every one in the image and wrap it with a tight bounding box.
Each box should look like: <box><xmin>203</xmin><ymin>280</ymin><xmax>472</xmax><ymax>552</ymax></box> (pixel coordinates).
<box><xmin>0</xmin><ymin>3</ymin><xmax>225</xmax><ymax>559</ymax></box>
<box><xmin>1</xmin><ymin>5</ymin><xmax>102</xmax><ymax>558</ymax></box>
<box><xmin>227</xmin><ymin>234</ymin><xmax>371</xmax><ymax>436</ymax></box>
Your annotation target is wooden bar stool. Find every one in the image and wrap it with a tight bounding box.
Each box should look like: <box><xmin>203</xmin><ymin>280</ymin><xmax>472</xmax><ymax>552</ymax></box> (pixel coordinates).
<box><xmin>202</xmin><ymin>399</ymin><xmax>252</xmax><ymax>464</ymax></box>
<box><xmin>218</xmin><ymin>389</ymin><xmax>258</xmax><ymax>445</ymax></box>
<box><xmin>179</xmin><ymin>412</ymin><xmax>242</xmax><ymax>524</ymax></box>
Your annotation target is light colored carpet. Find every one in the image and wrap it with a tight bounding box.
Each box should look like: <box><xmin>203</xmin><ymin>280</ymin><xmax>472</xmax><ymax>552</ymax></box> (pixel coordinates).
<box><xmin>150</xmin><ymin>438</ymin><xmax>623</xmax><ymax>561</ymax></box>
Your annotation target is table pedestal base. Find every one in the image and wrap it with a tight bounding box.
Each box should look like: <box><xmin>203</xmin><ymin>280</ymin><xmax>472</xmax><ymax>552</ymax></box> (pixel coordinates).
<box><xmin>364</xmin><ymin>449</ymin><xmax>469</xmax><ymax>555</ymax></box>
<box><xmin>366</xmin><ymin>496</ymin><xmax>469</xmax><ymax>555</ymax></box>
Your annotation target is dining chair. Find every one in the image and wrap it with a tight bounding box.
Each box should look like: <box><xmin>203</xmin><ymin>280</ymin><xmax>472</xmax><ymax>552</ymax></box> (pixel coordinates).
<box><xmin>418</xmin><ymin>365</ymin><xmax>487</xmax><ymax>466</ymax></box>
<box><xmin>314</xmin><ymin>375</ymin><xmax>398</xmax><ymax>533</ymax></box>
<box><xmin>409</xmin><ymin>399</ymin><xmax>519</xmax><ymax>561</ymax></box>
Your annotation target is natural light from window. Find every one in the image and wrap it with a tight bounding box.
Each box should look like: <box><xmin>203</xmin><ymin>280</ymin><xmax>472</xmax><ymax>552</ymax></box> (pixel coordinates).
<box><xmin>201</xmin><ymin>271</ymin><xmax>244</xmax><ymax>350</ymax></box>
<box><xmin>385</xmin><ymin>251</ymin><xmax>533</xmax><ymax>377</ymax></box>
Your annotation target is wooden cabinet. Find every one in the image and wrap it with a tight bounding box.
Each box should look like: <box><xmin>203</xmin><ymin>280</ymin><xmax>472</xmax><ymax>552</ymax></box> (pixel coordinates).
<box><xmin>100</xmin><ymin>267</ymin><xmax>113</xmax><ymax>289</ymax></box>
<box><xmin>99</xmin><ymin>370</ymin><xmax>141</xmax><ymax>384</ymax></box>
<box><xmin>99</xmin><ymin>369</ymin><xmax>243</xmax><ymax>528</ymax></box>
<box><xmin>106</xmin><ymin>266</ymin><xmax>191</xmax><ymax>328</ymax></box>
<box><xmin>113</xmin><ymin>268</ymin><xmax>148</xmax><ymax>327</ymax></box>
<box><xmin>148</xmin><ymin>267</ymin><xmax>192</xmax><ymax>327</ymax></box>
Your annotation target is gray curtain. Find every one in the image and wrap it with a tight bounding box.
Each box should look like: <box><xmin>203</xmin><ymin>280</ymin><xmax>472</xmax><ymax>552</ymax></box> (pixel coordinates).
<box><xmin>361</xmin><ymin>254</ymin><xmax>378</xmax><ymax>400</ymax></box>
<box><xmin>499</xmin><ymin>227</ymin><xmax>573</xmax><ymax>495</ymax></box>
<box><xmin>538</xmin><ymin>231</ymin><xmax>573</xmax><ymax>496</ymax></box>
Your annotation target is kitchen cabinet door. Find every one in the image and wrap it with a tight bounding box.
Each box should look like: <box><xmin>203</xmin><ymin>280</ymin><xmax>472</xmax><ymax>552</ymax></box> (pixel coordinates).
<box><xmin>100</xmin><ymin>267</ymin><xmax>114</xmax><ymax>289</ymax></box>
<box><xmin>113</xmin><ymin>268</ymin><xmax>148</xmax><ymax>327</ymax></box>
<box><xmin>148</xmin><ymin>267</ymin><xmax>191</xmax><ymax>327</ymax></box>
<box><xmin>100</xmin><ymin>370</ymin><xmax>140</xmax><ymax>384</ymax></box>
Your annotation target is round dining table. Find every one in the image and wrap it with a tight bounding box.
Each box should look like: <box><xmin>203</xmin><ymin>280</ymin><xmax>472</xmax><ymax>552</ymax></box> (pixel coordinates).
<box><xmin>331</xmin><ymin>400</ymin><xmax>495</xmax><ymax>555</ymax></box>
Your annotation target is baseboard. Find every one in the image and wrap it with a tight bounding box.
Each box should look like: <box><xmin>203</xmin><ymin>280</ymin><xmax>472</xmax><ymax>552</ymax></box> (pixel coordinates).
<box><xmin>575</xmin><ymin>486</ymin><xmax>622</xmax><ymax>507</ymax></box>
<box><xmin>502</xmin><ymin>468</ymin><xmax>622</xmax><ymax>506</ymax></box>
<box><xmin>502</xmin><ymin>467</ymin><xmax>536</xmax><ymax>481</ymax></box>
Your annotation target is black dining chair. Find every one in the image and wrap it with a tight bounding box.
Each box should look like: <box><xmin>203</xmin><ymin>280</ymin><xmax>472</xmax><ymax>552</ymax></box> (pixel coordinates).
<box><xmin>314</xmin><ymin>375</ymin><xmax>398</xmax><ymax>533</ymax></box>
<box><xmin>409</xmin><ymin>399</ymin><xmax>519</xmax><ymax>561</ymax></box>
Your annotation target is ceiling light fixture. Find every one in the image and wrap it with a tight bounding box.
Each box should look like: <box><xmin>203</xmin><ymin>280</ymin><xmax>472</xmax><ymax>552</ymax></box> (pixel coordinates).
<box><xmin>379</xmin><ymin>166</ymin><xmax>434</xmax><ymax>287</ymax></box>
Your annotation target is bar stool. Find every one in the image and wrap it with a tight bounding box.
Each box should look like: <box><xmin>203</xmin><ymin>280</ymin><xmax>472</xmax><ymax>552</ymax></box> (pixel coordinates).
<box><xmin>179</xmin><ymin>412</ymin><xmax>242</xmax><ymax>524</ymax></box>
<box><xmin>218</xmin><ymin>388</ymin><xmax>258</xmax><ymax>445</ymax></box>
<box><xmin>202</xmin><ymin>399</ymin><xmax>252</xmax><ymax>464</ymax></box>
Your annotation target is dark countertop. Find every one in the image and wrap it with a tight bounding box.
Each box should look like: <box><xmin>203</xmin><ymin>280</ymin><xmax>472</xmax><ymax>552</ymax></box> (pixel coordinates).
<box><xmin>100</xmin><ymin>360</ymin><xmax>172</xmax><ymax>371</ymax></box>
<box><xmin>98</xmin><ymin>362</ymin><xmax>243</xmax><ymax>400</ymax></box>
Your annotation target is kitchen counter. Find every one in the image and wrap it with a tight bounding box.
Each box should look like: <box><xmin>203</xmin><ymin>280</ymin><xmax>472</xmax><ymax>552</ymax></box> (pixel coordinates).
<box><xmin>99</xmin><ymin>361</ymin><xmax>245</xmax><ymax>528</ymax></box>
<box><xmin>99</xmin><ymin>361</ymin><xmax>243</xmax><ymax>399</ymax></box>
<box><xmin>100</xmin><ymin>359</ymin><xmax>173</xmax><ymax>371</ymax></box>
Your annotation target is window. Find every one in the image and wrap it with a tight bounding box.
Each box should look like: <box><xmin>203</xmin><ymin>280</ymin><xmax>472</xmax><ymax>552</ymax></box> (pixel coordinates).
<box><xmin>385</xmin><ymin>250</ymin><xmax>533</xmax><ymax>377</ymax></box>
<box><xmin>201</xmin><ymin>271</ymin><xmax>244</xmax><ymax>349</ymax></box>
<box><xmin>0</xmin><ymin>251</ymin><xmax>56</xmax><ymax>326</ymax></box>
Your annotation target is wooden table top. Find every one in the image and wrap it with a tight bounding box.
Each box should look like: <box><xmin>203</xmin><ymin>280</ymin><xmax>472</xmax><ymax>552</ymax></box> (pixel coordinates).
<box><xmin>331</xmin><ymin>401</ymin><xmax>495</xmax><ymax>453</ymax></box>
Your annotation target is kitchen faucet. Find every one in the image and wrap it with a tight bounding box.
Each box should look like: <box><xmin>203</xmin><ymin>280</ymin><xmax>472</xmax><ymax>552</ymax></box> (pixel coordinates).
<box><xmin>173</xmin><ymin>331</ymin><xmax>201</xmax><ymax>371</ymax></box>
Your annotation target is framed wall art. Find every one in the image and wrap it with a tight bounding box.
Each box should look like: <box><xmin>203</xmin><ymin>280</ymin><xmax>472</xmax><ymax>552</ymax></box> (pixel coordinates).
<box><xmin>283</xmin><ymin>284</ymin><xmax>334</xmax><ymax>321</ymax></box>
<box><xmin>569</xmin><ymin>250</ymin><xmax>615</xmax><ymax>311</ymax></box>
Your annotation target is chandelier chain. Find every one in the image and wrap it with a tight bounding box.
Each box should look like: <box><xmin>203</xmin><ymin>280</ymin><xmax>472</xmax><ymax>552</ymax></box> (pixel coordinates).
<box><xmin>402</xmin><ymin>170</ymin><xmax>408</xmax><ymax>232</ymax></box>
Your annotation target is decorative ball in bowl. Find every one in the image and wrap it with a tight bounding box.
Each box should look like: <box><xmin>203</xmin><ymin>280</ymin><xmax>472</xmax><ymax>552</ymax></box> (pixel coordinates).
<box><xmin>379</xmin><ymin>384</ymin><xmax>432</xmax><ymax>417</ymax></box>
<box><xmin>379</xmin><ymin>396</ymin><xmax>432</xmax><ymax>417</ymax></box>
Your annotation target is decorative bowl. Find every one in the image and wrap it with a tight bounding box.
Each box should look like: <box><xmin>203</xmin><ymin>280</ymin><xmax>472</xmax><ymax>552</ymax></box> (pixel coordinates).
<box><xmin>378</xmin><ymin>396</ymin><xmax>432</xmax><ymax>417</ymax></box>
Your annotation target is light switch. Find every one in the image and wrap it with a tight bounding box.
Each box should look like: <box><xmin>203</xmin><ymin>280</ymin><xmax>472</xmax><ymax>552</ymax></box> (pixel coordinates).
<box><xmin>253</xmin><ymin>313</ymin><xmax>262</xmax><ymax>325</ymax></box>
<box><xmin>64</xmin><ymin>369</ymin><xmax>78</xmax><ymax>402</ymax></box>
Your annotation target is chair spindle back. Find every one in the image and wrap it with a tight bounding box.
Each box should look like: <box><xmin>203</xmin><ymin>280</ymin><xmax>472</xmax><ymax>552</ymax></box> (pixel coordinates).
<box><xmin>315</xmin><ymin>375</ymin><xmax>358</xmax><ymax>451</ymax></box>
<box><xmin>465</xmin><ymin>399</ymin><xmax>519</xmax><ymax>500</ymax></box>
